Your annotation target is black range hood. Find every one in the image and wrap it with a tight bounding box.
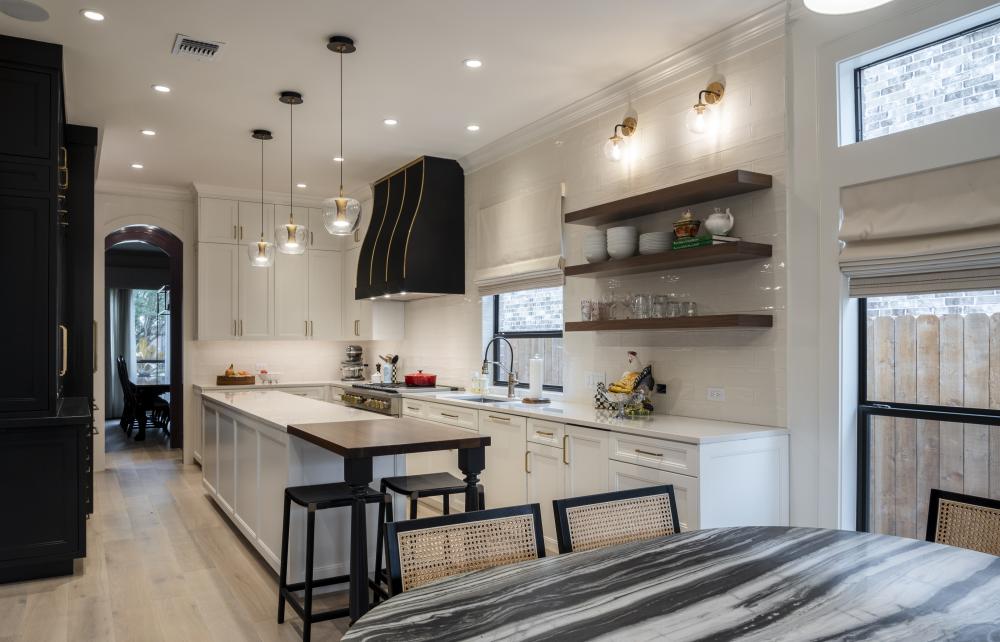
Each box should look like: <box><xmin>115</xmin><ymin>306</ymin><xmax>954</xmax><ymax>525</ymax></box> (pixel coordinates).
<box><xmin>355</xmin><ymin>156</ymin><xmax>464</xmax><ymax>300</ymax></box>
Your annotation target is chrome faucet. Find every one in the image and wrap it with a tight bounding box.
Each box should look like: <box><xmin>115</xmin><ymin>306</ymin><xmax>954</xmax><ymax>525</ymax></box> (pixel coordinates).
<box><xmin>482</xmin><ymin>335</ymin><xmax>518</xmax><ymax>399</ymax></box>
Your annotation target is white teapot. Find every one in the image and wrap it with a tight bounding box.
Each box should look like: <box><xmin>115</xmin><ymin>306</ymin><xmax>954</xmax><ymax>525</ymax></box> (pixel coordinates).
<box><xmin>704</xmin><ymin>207</ymin><xmax>734</xmax><ymax>236</ymax></box>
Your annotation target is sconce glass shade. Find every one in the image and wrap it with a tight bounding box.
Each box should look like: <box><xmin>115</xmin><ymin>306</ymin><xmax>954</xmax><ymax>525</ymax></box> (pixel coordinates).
<box><xmin>686</xmin><ymin>103</ymin><xmax>716</xmax><ymax>135</ymax></box>
<box><xmin>804</xmin><ymin>0</ymin><xmax>894</xmax><ymax>14</ymax></box>
<box><xmin>603</xmin><ymin>135</ymin><xmax>627</xmax><ymax>162</ymax></box>
<box><xmin>323</xmin><ymin>195</ymin><xmax>361</xmax><ymax>236</ymax></box>
<box><xmin>248</xmin><ymin>239</ymin><xmax>275</xmax><ymax>267</ymax></box>
<box><xmin>275</xmin><ymin>221</ymin><xmax>307</xmax><ymax>254</ymax></box>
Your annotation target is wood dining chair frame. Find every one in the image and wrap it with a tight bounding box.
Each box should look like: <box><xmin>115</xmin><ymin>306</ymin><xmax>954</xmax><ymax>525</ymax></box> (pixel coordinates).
<box><xmin>553</xmin><ymin>485</ymin><xmax>681</xmax><ymax>554</ymax></box>
<box><xmin>385</xmin><ymin>503</ymin><xmax>545</xmax><ymax>595</ymax></box>
<box><xmin>925</xmin><ymin>488</ymin><xmax>1000</xmax><ymax>556</ymax></box>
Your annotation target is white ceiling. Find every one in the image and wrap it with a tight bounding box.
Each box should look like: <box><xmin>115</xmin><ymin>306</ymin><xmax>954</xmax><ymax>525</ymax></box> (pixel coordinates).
<box><xmin>2</xmin><ymin>0</ymin><xmax>776</xmax><ymax>197</ymax></box>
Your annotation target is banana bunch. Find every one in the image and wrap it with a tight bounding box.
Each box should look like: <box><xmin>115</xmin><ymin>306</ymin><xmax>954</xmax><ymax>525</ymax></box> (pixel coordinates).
<box><xmin>608</xmin><ymin>371</ymin><xmax>640</xmax><ymax>394</ymax></box>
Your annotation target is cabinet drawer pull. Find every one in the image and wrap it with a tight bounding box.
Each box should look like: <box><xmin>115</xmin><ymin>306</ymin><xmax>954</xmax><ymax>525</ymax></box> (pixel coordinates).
<box><xmin>525</xmin><ymin>451</ymin><xmax>531</xmax><ymax>474</ymax></box>
<box><xmin>406</xmin><ymin>405</ymin><xmax>420</xmax><ymax>411</ymax></box>
<box><xmin>59</xmin><ymin>324</ymin><xmax>68</xmax><ymax>376</ymax></box>
<box><xmin>563</xmin><ymin>435</ymin><xmax>569</xmax><ymax>464</ymax></box>
<box><xmin>305</xmin><ymin>320</ymin><xmax>309</xmax><ymax>336</ymax></box>
<box><xmin>239</xmin><ymin>225</ymin><xmax>244</xmax><ymax>241</ymax></box>
<box><xmin>635</xmin><ymin>449</ymin><xmax>663</xmax><ymax>457</ymax></box>
<box><xmin>233</xmin><ymin>319</ymin><xmax>237</xmax><ymax>336</ymax></box>
<box><xmin>310</xmin><ymin>231</ymin><xmax>314</xmax><ymax>246</ymax></box>
<box><xmin>535</xmin><ymin>430</ymin><xmax>554</xmax><ymax>437</ymax></box>
<box><xmin>488</xmin><ymin>415</ymin><xmax>510</xmax><ymax>423</ymax></box>
<box><xmin>233</xmin><ymin>224</ymin><xmax>238</xmax><ymax>240</ymax></box>
<box><xmin>440</xmin><ymin>412</ymin><xmax>460</xmax><ymax>419</ymax></box>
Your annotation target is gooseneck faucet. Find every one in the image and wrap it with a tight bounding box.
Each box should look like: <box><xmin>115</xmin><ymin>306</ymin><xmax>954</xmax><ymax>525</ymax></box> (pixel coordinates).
<box><xmin>482</xmin><ymin>335</ymin><xmax>518</xmax><ymax>399</ymax></box>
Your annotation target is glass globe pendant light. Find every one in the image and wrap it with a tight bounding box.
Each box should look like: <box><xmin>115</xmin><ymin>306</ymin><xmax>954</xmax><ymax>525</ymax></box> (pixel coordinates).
<box><xmin>248</xmin><ymin>129</ymin><xmax>275</xmax><ymax>267</ymax></box>
<box><xmin>275</xmin><ymin>91</ymin><xmax>307</xmax><ymax>254</ymax></box>
<box><xmin>323</xmin><ymin>36</ymin><xmax>361</xmax><ymax>236</ymax></box>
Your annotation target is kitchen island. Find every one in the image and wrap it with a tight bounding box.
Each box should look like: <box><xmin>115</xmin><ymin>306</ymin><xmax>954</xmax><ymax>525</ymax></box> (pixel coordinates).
<box><xmin>200</xmin><ymin>390</ymin><xmax>400</xmax><ymax>583</ymax></box>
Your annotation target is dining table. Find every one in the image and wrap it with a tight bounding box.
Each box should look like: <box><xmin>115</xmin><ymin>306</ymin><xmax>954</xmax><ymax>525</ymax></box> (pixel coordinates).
<box><xmin>341</xmin><ymin>526</ymin><xmax>1000</xmax><ymax>641</ymax></box>
<box><xmin>286</xmin><ymin>417</ymin><xmax>491</xmax><ymax>623</ymax></box>
<box><xmin>133</xmin><ymin>376</ymin><xmax>170</xmax><ymax>441</ymax></box>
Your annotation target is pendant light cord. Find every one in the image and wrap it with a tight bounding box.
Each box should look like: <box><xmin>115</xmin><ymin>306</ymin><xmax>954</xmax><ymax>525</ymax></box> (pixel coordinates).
<box><xmin>260</xmin><ymin>137</ymin><xmax>265</xmax><ymax>240</ymax></box>
<box><xmin>339</xmin><ymin>52</ymin><xmax>344</xmax><ymax>195</ymax></box>
<box><xmin>289</xmin><ymin>99</ymin><xmax>294</xmax><ymax>223</ymax></box>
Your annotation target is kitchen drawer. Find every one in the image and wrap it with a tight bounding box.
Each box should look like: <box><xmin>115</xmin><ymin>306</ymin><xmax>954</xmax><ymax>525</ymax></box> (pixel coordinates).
<box><xmin>527</xmin><ymin>418</ymin><xmax>563</xmax><ymax>447</ymax></box>
<box><xmin>608</xmin><ymin>460</ymin><xmax>699</xmax><ymax>531</ymax></box>
<box><xmin>424</xmin><ymin>401</ymin><xmax>478</xmax><ymax>430</ymax></box>
<box><xmin>478</xmin><ymin>409</ymin><xmax>528</xmax><ymax>433</ymax></box>
<box><xmin>609</xmin><ymin>432</ymin><xmax>699</xmax><ymax>477</ymax></box>
<box><xmin>402</xmin><ymin>398</ymin><xmax>426</xmax><ymax>418</ymax></box>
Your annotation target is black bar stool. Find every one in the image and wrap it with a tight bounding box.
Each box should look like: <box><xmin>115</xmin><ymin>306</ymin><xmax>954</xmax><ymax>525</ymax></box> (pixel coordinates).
<box><xmin>371</xmin><ymin>472</ymin><xmax>484</xmax><ymax>602</ymax></box>
<box><xmin>278</xmin><ymin>482</ymin><xmax>386</xmax><ymax>641</ymax></box>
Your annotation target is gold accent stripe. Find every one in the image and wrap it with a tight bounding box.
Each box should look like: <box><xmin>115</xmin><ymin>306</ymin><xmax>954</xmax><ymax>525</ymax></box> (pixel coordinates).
<box><xmin>372</xmin><ymin>155</ymin><xmax>425</xmax><ymax>185</ymax></box>
<box><xmin>368</xmin><ymin>179</ymin><xmax>391</xmax><ymax>286</ymax></box>
<box><xmin>385</xmin><ymin>169</ymin><xmax>408</xmax><ymax>282</ymax></box>
<box><xmin>402</xmin><ymin>159</ymin><xmax>426</xmax><ymax>279</ymax></box>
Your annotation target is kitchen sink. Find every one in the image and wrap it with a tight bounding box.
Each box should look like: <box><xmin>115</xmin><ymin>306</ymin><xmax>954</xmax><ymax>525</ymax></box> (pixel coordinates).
<box><xmin>447</xmin><ymin>395</ymin><xmax>518</xmax><ymax>403</ymax></box>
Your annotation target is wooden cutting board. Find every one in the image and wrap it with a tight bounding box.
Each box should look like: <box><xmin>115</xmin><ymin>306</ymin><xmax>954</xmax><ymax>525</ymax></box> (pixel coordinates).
<box><xmin>216</xmin><ymin>375</ymin><xmax>256</xmax><ymax>385</ymax></box>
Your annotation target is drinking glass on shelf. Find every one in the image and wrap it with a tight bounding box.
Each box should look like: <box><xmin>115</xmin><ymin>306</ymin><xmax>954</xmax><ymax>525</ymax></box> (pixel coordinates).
<box><xmin>632</xmin><ymin>293</ymin><xmax>653</xmax><ymax>319</ymax></box>
<box><xmin>652</xmin><ymin>295</ymin><xmax>669</xmax><ymax>318</ymax></box>
<box><xmin>580</xmin><ymin>300</ymin><xmax>594</xmax><ymax>321</ymax></box>
<box><xmin>618</xmin><ymin>292</ymin><xmax>633</xmax><ymax>319</ymax></box>
<box><xmin>681</xmin><ymin>301</ymin><xmax>698</xmax><ymax>317</ymax></box>
<box><xmin>600</xmin><ymin>292</ymin><xmax>616</xmax><ymax>320</ymax></box>
<box><xmin>666</xmin><ymin>300</ymin><xmax>682</xmax><ymax>318</ymax></box>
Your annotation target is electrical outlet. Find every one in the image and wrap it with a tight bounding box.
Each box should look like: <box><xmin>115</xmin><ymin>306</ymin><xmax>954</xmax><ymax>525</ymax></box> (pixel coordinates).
<box><xmin>585</xmin><ymin>371</ymin><xmax>605</xmax><ymax>388</ymax></box>
<box><xmin>707</xmin><ymin>387</ymin><xmax>726</xmax><ymax>402</ymax></box>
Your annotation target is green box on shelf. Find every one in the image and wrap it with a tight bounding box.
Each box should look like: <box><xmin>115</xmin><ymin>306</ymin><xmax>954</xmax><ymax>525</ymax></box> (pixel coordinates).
<box><xmin>672</xmin><ymin>237</ymin><xmax>713</xmax><ymax>250</ymax></box>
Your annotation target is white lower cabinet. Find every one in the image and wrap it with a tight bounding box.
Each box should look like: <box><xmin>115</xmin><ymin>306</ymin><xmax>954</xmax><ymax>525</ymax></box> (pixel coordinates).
<box><xmin>526</xmin><ymin>442</ymin><xmax>565</xmax><ymax>552</ymax></box>
<box><xmin>564</xmin><ymin>425</ymin><xmax>610</xmax><ymax>497</ymax></box>
<box><xmin>202</xmin><ymin>405</ymin><xmax>219</xmax><ymax>494</ymax></box>
<box><xmin>217</xmin><ymin>413</ymin><xmax>236</xmax><ymax>515</ymax></box>
<box><xmin>479</xmin><ymin>411</ymin><xmax>528</xmax><ymax>509</ymax></box>
<box><xmin>608</xmin><ymin>460</ymin><xmax>699</xmax><ymax>531</ymax></box>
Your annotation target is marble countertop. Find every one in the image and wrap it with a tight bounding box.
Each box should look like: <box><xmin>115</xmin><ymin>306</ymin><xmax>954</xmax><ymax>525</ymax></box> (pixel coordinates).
<box><xmin>201</xmin><ymin>389</ymin><xmax>393</xmax><ymax>432</ymax></box>
<box><xmin>194</xmin><ymin>379</ymin><xmax>363</xmax><ymax>392</ymax></box>
<box><xmin>404</xmin><ymin>392</ymin><xmax>786</xmax><ymax>444</ymax></box>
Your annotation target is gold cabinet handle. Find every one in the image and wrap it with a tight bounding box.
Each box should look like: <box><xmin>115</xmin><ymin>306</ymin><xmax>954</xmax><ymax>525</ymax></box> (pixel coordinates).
<box><xmin>635</xmin><ymin>449</ymin><xmax>663</xmax><ymax>457</ymax></box>
<box><xmin>58</xmin><ymin>147</ymin><xmax>69</xmax><ymax>189</ymax></box>
<box><xmin>92</xmin><ymin>320</ymin><xmax>98</xmax><ymax>373</ymax></box>
<box><xmin>233</xmin><ymin>224</ymin><xmax>238</xmax><ymax>240</ymax></box>
<box><xmin>353</xmin><ymin>229</ymin><xmax>359</xmax><ymax>243</ymax></box>
<box><xmin>59</xmin><ymin>324</ymin><xmax>68</xmax><ymax>376</ymax></box>
<box><xmin>563</xmin><ymin>435</ymin><xmax>569</xmax><ymax>464</ymax></box>
<box><xmin>305</xmin><ymin>320</ymin><xmax>309</xmax><ymax>336</ymax></box>
<box><xmin>239</xmin><ymin>320</ymin><xmax>243</xmax><ymax>336</ymax></box>
<box><xmin>354</xmin><ymin>319</ymin><xmax>359</xmax><ymax>336</ymax></box>
<box><xmin>535</xmin><ymin>430</ymin><xmax>553</xmax><ymax>437</ymax></box>
<box><xmin>525</xmin><ymin>451</ymin><xmax>531</xmax><ymax>474</ymax></box>
<box><xmin>233</xmin><ymin>320</ymin><xmax>237</xmax><ymax>336</ymax></box>
<box><xmin>440</xmin><ymin>412</ymin><xmax>459</xmax><ymax>419</ymax></box>
<box><xmin>310</xmin><ymin>231</ymin><xmax>314</xmax><ymax>246</ymax></box>
<box><xmin>488</xmin><ymin>415</ymin><xmax>510</xmax><ymax>423</ymax></box>
<box><xmin>406</xmin><ymin>405</ymin><xmax>420</xmax><ymax>411</ymax></box>
<box><xmin>239</xmin><ymin>226</ymin><xmax>244</xmax><ymax>241</ymax></box>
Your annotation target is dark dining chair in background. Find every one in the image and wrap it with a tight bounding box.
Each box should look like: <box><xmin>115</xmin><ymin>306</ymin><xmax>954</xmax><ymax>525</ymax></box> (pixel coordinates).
<box><xmin>925</xmin><ymin>488</ymin><xmax>1000</xmax><ymax>557</ymax></box>
<box><xmin>553</xmin><ymin>485</ymin><xmax>680</xmax><ymax>554</ymax></box>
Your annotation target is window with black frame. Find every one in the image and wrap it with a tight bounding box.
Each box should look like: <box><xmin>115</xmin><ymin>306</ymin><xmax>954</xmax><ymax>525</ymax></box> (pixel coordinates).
<box><xmin>857</xmin><ymin>291</ymin><xmax>1000</xmax><ymax>540</ymax></box>
<box><xmin>484</xmin><ymin>286</ymin><xmax>564</xmax><ymax>392</ymax></box>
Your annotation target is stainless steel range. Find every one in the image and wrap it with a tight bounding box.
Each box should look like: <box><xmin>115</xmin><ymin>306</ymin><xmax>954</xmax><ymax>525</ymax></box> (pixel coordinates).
<box><xmin>340</xmin><ymin>382</ymin><xmax>460</xmax><ymax>416</ymax></box>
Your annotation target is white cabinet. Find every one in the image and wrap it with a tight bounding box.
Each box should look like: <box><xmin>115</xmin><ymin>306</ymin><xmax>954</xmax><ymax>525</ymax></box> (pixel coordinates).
<box><xmin>239</xmin><ymin>201</ymin><xmax>274</xmax><ymax>245</ymax></box>
<box><xmin>347</xmin><ymin>197</ymin><xmax>370</xmax><ymax>249</ymax></box>
<box><xmin>478</xmin><ymin>411</ymin><xmax>527</xmax><ymax>509</ymax></box>
<box><xmin>199</xmin><ymin>198</ymin><xmax>239</xmax><ymax>243</ymax></box>
<box><xmin>217</xmin><ymin>413</ymin><xmax>236</xmax><ymax>515</ymax></box>
<box><xmin>564</xmin><ymin>425</ymin><xmax>610</xmax><ymax>497</ymax></box>
<box><xmin>308</xmin><ymin>207</ymin><xmax>341</xmax><ymax>251</ymax></box>
<box><xmin>238</xmin><ymin>252</ymin><xmax>272</xmax><ymax>339</ymax></box>
<box><xmin>343</xmin><ymin>246</ymin><xmax>362</xmax><ymax>337</ymax></box>
<box><xmin>307</xmin><ymin>250</ymin><xmax>342</xmax><ymax>339</ymax></box>
<box><xmin>342</xmin><ymin>246</ymin><xmax>404</xmax><ymax>340</ymax></box>
<box><xmin>273</xmin><ymin>251</ymin><xmax>309</xmax><ymax>339</ymax></box>
<box><xmin>608</xmin><ymin>460</ymin><xmax>698</xmax><ymax>531</ymax></box>
<box><xmin>197</xmin><ymin>243</ymin><xmax>238</xmax><ymax>339</ymax></box>
<box><xmin>526</xmin><ymin>442</ymin><xmax>565</xmax><ymax>552</ymax></box>
<box><xmin>274</xmin><ymin>204</ymin><xmax>308</xmax><ymax>237</ymax></box>
<box><xmin>202</xmin><ymin>404</ymin><xmax>218</xmax><ymax>495</ymax></box>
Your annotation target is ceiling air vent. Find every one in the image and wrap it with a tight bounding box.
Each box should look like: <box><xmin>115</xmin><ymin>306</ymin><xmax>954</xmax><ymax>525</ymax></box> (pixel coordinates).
<box><xmin>171</xmin><ymin>34</ymin><xmax>225</xmax><ymax>61</ymax></box>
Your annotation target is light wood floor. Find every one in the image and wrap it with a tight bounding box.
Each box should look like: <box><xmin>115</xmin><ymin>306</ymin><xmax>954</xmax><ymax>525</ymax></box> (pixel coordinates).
<box><xmin>0</xmin><ymin>422</ymin><xmax>349</xmax><ymax>641</ymax></box>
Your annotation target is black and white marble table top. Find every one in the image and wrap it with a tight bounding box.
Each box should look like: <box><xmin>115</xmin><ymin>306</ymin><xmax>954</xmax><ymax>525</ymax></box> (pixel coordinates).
<box><xmin>343</xmin><ymin>526</ymin><xmax>1000</xmax><ymax>641</ymax></box>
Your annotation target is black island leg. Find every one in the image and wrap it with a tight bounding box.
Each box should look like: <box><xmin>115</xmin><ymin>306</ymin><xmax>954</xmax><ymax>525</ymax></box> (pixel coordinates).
<box><xmin>344</xmin><ymin>456</ymin><xmax>374</xmax><ymax>623</ymax></box>
<box><xmin>458</xmin><ymin>446</ymin><xmax>486</xmax><ymax>512</ymax></box>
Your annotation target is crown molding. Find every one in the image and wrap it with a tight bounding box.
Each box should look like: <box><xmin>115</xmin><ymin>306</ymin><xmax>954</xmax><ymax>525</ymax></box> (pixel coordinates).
<box><xmin>95</xmin><ymin>179</ymin><xmax>194</xmax><ymax>202</ymax></box>
<box><xmin>192</xmin><ymin>182</ymin><xmax>335</xmax><ymax>208</ymax></box>
<box><xmin>459</xmin><ymin>1</ymin><xmax>789</xmax><ymax>173</ymax></box>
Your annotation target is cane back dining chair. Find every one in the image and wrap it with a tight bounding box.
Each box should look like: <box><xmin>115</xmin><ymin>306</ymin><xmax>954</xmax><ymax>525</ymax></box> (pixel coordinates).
<box><xmin>926</xmin><ymin>488</ymin><xmax>1000</xmax><ymax>557</ymax></box>
<box><xmin>553</xmin><ymin>485</ymin><xmax>680</xmax><ymax>554</ymax></box>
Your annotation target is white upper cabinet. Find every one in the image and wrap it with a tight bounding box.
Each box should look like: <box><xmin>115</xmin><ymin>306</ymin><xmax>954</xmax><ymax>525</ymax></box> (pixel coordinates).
<box><xmin>197</xmin><ymin>243</ymin><xmax>238</xmax><ymax>339</ymax></box>
<box><xmin>239</xmin><ymin>201</ymin><xmax>274</xmax><ymax>245</ymax></box>
<box><xmin>342</xmin><ymin>246</ymin><xmax>404</xmax><ymax>340</ymax></box>
<box><xmin>273</xmin><ymin>251</ymin><xmax>309</xmax><ymax>339</ymax></box>
<box><xmin>273</xmin><ymin>204</ymin><xmax>308</xmax><ymax>239</ymax></box>
<box><xmin>308</xmin><ymin>250</ymin><xmax>342</xmax><ymax>339</ymax></box>
<box><xmin>199</xmin><ymin>198</ymin><xmax>239</xmax><ymax>244</ymax></box>
<box><xmin>308</xmin><ymin>207</ymin><xmax>341</xmax><ymax>251</ymax></box>
<box><xmin>347</xmin><ymin>198</ymin><xmax>370</xmax><ymax>250</ymax></box>
<box><xmin>238</xmin><ymin>255</ymin><xmax>272</xmax><ymax>339</ymax></box>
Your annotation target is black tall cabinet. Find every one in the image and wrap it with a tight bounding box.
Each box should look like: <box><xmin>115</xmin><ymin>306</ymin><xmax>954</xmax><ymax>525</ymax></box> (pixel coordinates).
<box><xmin>0</xmin><ymin>34</ymin><xmax>95</xmax><ymax>582</ymax></box>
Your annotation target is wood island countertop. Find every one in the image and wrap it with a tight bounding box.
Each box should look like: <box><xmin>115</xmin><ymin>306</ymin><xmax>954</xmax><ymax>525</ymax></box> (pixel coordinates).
<box><xmin>287</xmin><ymin>418</ymin><xmax>491</xmax><ymax>459</ymax></box>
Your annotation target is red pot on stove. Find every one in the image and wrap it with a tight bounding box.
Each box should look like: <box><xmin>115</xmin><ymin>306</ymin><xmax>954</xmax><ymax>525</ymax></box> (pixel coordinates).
<box><xmin>405</xmin><ymin>370</ymin><xmax>437</xmax><ymax>387</ymax></box>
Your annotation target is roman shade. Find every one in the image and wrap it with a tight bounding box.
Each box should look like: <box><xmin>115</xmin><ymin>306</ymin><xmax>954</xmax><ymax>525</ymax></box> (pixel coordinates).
<box><xmin>839</xmin><ymin>156</ymin><xmax>1000</xmax><ymax>296</ymax></box>
<box><xmin>474</xmin><ymin>184</ymin><xmax>564</xmax><ymax>296</ymax></box>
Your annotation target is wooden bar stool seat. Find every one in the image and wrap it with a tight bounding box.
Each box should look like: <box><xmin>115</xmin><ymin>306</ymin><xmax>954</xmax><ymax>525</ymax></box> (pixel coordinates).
<box><xmin>278</xmin><ymin>482</ymin><xmax>386</xmax><ymax>642</ymax></box>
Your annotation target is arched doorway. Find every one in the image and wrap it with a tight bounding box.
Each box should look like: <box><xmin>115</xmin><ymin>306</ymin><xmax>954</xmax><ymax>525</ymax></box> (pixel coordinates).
<box><xmin>105</xmin><ymin>225</ymin><xmax>183</xmax><ymax>449</ymax></box>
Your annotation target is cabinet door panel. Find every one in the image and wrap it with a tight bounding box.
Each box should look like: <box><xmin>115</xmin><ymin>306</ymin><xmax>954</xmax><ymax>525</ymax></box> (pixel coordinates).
<box><xmin>564</xmin><ymin>425</ymin><xmax>609</xmax><ymax>497</ymax></box>
<box><xmin>257</xmin><ymin>429</ymin><xmax>287</xmax><ymax>566</ymax></box>
<box><xmin>342</xmin><ymin>246</ymin><xmax>361</xmax><ymax>338</ymax></box>
<box><xmin>273</xmin><ymin>251</ymin><xmax>308</xmax><ymax>339</ymax></box>
<box><xmin>608</xmin><ymin>460</ymin><xmax>698</xmax><ymax>531</ymax></box>
<box><xmin>308</xmin><ymin>250</ymin><xmax>342</xmax><ymax>339</ymax></box>
<box><xmin>526</xmin><ymin>442</ymin><xmax>564</xmax><ymax>553</ymax></box>
<box><xmin>197</xmin><ymin>243</ymin><xmax>238</xmax><ymax>340</ymax></box>
<box><xmin>479</xmin><ymin>415</ymin><xmax>526</xmax><ymax>509</ymax></box>
<box><xmin>238</xmin><ymin>252</ymin><xmax>272</xmax><ymax>339</ymax></box>
<box><xmin>217</xmin><ymin>414</ymin><xmax>236</xmax><ymax>514</ymax></box>
<box><xmin>235</xmin><ymin>421</ymin><xmax>259</xmax><ymax>536</ymax></box>
<box><xmin>308</xmin><ymin>207</ymin><xmax>341</xmax><ymax>251</ymax></box>
<box><xmin>238</xmin><ymin>201</ymin><xmax>273</xmax><ymax>245</ymax></box>
<box><xmin>202</xmin><ymin>405</ymin><xmax>218</xmax><ymax>495</ymax></box>
<box><xmin>0</xmin><ymin>65</ymin><xmax>53</xmax><ymax>160</ymax></box>
<box><xmin>198</xmin><ymin>198</ymin><xmax>238</xmax><ymax>244</ymax></box>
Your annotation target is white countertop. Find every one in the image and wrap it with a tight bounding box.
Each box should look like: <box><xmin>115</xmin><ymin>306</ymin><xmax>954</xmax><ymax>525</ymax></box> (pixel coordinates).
<box><xmin>194</xmin><ymin>379</ymin><xmax>363</xmax><ymax>392</ymax></box>
<box><xmin>404</xmin><ymin>393</ymin><xmax>787</xmax><ymax>445</ymax></box>
<box><xmin>201</xmin><ymin>389</ymin><xmax>392</xmax><ymax>432</ymax></box>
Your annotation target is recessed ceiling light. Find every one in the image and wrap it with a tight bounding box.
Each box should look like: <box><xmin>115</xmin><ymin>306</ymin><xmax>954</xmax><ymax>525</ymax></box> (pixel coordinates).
<box><xmin>463</xmin><ymin>58</ymin><xmax>483</xmax><ymax>69</ymax></box>
<box><xmin>383</xmin><ymin>118</ymin><xmax>398</xmax><ymax>126</ymax></box>
<box><xmin>152</xmin><ymin>84</ymin><xmax>171</xmax><ymax>93</ymax></box>
<box><xmin>466</xmin><ymin>124</ymin><xmax>480</xmax><ymax>132</ymax></box>
<box><xmin>0</xmin><ymin>0</ymin><xmax>50</xmax><ymax>22</ymax></box>
<box><xmin>130</xmin><ymin>163</ymin><xmax>144</xmax><ymax>169</ymax></box>
<box><xmin>296</xmin><ymin>183</ymin><xmax>307</xmax><ymax>188</ymax></box>
<box><xmin>80</xmin><ymin>9</ymin><xmax>104</xmax><ymax>21</ymax></box>
<box><xmin>333</xmin><ymin>156</ymin><xmax>345</xmax><ymax>162</ymax></box>
<box><xmin>140</xmin><ymin>129</ymin><xmax>156</xmax><ymax>136</ymax></box>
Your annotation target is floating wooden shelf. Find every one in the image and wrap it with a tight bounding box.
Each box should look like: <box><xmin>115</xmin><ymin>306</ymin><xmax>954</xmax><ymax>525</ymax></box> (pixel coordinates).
<box><xmin>564</xmin><ymin>241</ymin><xmax>772</xmax><ymax>278</ymax></box>
<box><xmin>564</xmin><ymin>170</ymin><xmax>772</xmax><ymax>226</ymax></box>
<box><xmin>564</xmin><ymin>315</ymin><xmax>773</xmax><ymax>332</ymax></box>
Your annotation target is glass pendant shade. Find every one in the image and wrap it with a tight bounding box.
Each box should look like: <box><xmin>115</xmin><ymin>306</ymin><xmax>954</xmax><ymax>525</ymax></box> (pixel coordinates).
<box><xmin>804</xmin><ymin>0</ymin><xmax>894</xmax><ymax>14</ymax></box>
<box><xmin>275</xmin><ymin>221</ymin><xmax>306</xmax><ymax>254</ymax></box>
<box><xmin>603</xmin><ymin>135</ymin><xmax>627</xmax><ymax>162</ymax></box>
<box><xmin>323</xmin><ymin>195</ymin><xmax>361</xmax><ymax>235</ymax></box>
<box><xmin>248</xmin><ymin>239</ymin><xmax>275</xmax><ymax>267</ymax></box>
<box><xmin>686</xmin><ymin>103</ymin><xmax>716</xmax><ymax>135</ymax></box>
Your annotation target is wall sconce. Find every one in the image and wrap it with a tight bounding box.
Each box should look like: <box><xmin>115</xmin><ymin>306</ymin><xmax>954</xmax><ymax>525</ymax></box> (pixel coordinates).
<box><xmin>603</xmin><ymin>115</ymin><xmax>637</xmax><ymax>162</ymax></box>
<box><xmin>686</xmin><ymin>81</ymin><xmax>725</xmax><ymax>135</ymax></box>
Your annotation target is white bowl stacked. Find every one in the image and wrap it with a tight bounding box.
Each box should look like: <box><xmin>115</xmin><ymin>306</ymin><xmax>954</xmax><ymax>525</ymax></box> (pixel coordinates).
<box><xmin>607</xmin><ymin>226</ymin><xmax>638</xmax><ymax>259</ymax></box>
<box><xmin>639</xmin><ymin>232</ymin><xmax>671</xmax><ymax>255</ymax></box>
<box><xmin>583</xmin><ymin>229</ymin><xmax>609</xmax><ymax>263</ymax></box>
